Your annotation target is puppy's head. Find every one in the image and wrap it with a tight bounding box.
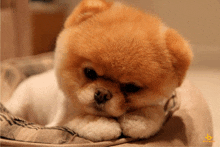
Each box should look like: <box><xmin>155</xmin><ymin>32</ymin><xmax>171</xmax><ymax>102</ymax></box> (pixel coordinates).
<box><xmin>55</xmin><ymin>0</ymin><xmax>193</xmax><ymax>117</ymax></box>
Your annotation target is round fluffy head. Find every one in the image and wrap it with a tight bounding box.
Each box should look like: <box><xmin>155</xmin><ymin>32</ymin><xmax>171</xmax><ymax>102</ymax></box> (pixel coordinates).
<box><xmin>55</xmin><ymin>0</ymin><xmax>192</xmax><ymax>117</ymax></box>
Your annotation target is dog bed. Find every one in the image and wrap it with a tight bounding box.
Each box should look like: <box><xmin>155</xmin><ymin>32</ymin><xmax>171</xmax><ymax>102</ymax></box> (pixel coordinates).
<box><xmin>0</xmin><ymin>52</ymin><xmax>213</xmax><ymax>146</ymax></box>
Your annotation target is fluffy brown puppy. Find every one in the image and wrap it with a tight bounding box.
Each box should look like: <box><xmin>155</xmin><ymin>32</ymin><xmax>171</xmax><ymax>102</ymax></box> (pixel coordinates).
<box><xmin>5</xmin><ymin>0</ymin><xmax>193</xmax><ymax>141</ymax></box>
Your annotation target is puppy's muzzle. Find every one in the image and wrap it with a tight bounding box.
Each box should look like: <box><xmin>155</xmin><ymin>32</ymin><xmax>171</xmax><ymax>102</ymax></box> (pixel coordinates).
<box><xmin>94</xmin><ymin>88</ymin><xmax>112</xmax><ymax>104</ymax></box>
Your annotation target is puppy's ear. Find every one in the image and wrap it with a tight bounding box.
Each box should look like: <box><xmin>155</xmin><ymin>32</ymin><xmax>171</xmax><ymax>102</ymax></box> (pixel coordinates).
<box><xmin>64</xmin><ymin>0</ymin><xmax>112</xmax><ymax>28</ymax></box>
<box><xmin>165</xmin><ymin>29</ymin><xmax>193</xmax><ymax>86</ymax></box>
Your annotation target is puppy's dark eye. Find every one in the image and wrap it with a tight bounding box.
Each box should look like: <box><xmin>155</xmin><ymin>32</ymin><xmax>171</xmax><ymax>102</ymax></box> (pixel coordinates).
<box><xmin>84</xmin><ymin>68</ymin><xmax>98</xmax><ymax>80</ymax></box>
<box><xmin>121</xmin><ymin>83</ymin><xmax>141</xmax><ymax>93</ymax></box>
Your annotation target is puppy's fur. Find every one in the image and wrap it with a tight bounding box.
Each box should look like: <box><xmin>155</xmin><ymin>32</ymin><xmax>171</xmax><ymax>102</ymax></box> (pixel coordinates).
<box><xmin>5</xmin><ymin>0</ymin><xmax>192</xmax><ymax>141</ymax></box>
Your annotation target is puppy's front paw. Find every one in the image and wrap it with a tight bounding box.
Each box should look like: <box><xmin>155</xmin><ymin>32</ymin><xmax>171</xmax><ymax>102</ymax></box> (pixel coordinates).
<box><xmin>67</xmin><ymin>115</ymin><xmax>121</xmax><ymax>141</ymax></box>
<box><xmin>119</xmin><ymin>114</ymin><xmax>162</xmax><ymax>139</ymax></box>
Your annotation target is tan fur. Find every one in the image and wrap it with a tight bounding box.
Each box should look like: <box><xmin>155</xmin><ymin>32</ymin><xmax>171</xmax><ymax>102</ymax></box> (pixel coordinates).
<box><xmin>64</xmin><ymin>0</ymin><xmax>113</xmax><ymax>27</ymax></box>
<box><xmin>55</xmin><ymin>0</ymin><xmax>192</xmax><ymax>113</ymax></box>
<box><xmin>5</xmin><ymin>0</ymin><xmax>192</xmax><ymax>141</ymax></box>
<box><xmin>54</xmin><ymin>0</ymin><xmax>192</xmax><ymax>140</ymax></box>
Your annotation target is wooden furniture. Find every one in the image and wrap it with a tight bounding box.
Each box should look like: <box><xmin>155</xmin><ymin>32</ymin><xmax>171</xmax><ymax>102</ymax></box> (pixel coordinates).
<box><xmin>1</xmin><ymin>0</ymin><xmax>66</xmax><ymax>61</ymax></box>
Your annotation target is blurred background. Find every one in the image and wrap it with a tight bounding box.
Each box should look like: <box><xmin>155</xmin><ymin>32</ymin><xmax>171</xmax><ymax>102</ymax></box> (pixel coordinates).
<box><xmin>1</xmin><ymin>0</ymin><xmax>220</xmax><ymax>146</ymax></box>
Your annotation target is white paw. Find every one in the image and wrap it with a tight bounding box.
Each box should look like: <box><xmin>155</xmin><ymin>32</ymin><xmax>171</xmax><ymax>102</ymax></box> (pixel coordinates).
<box><xmin>119</xmin><ymin>114</ymin><xmax>162</xmax><ymax>139</ymax></box>
<box><xmin>66</xmin><ymin>115</ymin><xmax>122</xmax><ymax>141</ymax></box>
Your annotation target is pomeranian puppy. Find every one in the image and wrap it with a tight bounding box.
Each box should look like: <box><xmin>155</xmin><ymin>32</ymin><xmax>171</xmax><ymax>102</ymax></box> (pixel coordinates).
<box><xmin>5</xmin><ymin>0</ymin><xmax>192</xmax><ymax>141</ymax></box>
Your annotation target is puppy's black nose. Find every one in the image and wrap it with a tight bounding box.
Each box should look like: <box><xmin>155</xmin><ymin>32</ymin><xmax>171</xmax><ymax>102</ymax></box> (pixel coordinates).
<box><xmin>94</xmin><ymin>88</ymin><xmax>112</xmax><ymax>104</ymax></box>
